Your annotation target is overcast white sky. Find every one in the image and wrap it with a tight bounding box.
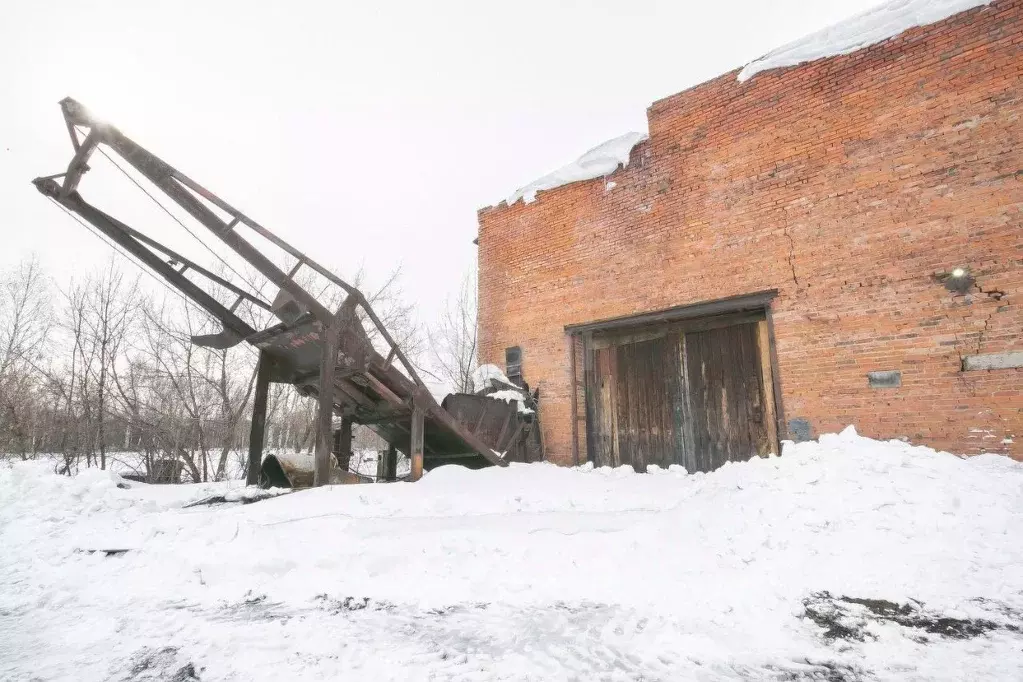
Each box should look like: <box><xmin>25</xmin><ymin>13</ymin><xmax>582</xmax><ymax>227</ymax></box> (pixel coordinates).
<box><xmin>0</xmin><ymin>0</ymin><xmax>880</xmax><ymax>328</ymax></box>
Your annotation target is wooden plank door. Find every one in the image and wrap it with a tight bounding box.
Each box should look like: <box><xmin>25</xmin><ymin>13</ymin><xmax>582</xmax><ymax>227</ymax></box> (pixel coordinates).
<box><xmin>586</xmin><ymin>345</ymin><xmax>619</xmax><ymax>467</ymax></box>
<box><xmin>614</xmin><ymin>335</ymin><xmax>685</xmax><ymax>471</ymax></box>
<box><xmin>683</xmin><ymin>321</ymin><xmax>770</xmax><ymax>472</ymax></box>
<box><xmin>587</xmin><ymin>335</ymin><xmax>687</xmax><ymax>471</ymax></box>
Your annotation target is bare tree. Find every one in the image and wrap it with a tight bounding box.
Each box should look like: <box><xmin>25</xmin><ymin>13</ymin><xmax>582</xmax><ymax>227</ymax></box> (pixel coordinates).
<box><xmin>139</xmin><ymin>298</ymin><xmax>258</xmax><ymax>481</ymax></box>
<box><xmin>80</xmin><ymin>262</ymin><xmax>142</xmax><ymax>470</ymax></box>
<box><xmin>426</xmin><ymin>267</ymin><xmax>478</xmax><ymax>394</ymax></box>
<box><xmin>0</xmin><ymin>252</ymin><xmax>427</xmax><ymax>481</ymax></box>
<box><xmin>0</xmin><ymin>256</ymin><xmax>52</xmax><ymax>459</ymax></box>
<box><xmin>359</xmin><ymin>266</ymin><xmax>427</xmax><ymax>368</ymax></box>
<box><xmin>48</xmin><ymin>280</ymin><xmax>95</xmax><ymax>470</ymax></box>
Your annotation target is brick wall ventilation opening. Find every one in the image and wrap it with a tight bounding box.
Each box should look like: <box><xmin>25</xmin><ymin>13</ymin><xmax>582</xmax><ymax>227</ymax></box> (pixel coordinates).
<box><xmin>505</xmin><ymin>345</ymin><xmax>523</xmax><ymax>387</ymax></box>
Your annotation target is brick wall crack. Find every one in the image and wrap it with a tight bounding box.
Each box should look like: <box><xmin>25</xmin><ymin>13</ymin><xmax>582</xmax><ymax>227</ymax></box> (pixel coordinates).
<box><xmin>783</xmin><ymin>228</ymin><xmax>800</xmax><ymax>288</ymax></box>
<box><xmin>946</xmin><ymin>309</ymin><xmax>978</xmax><ymax>398</ymax></box>
<box><xmin>974</xmin><ymin>283</ymin><xmax>1006</xmax><ymax>301</ymax></box>
<box><xmin>971</xmin><ymin>282</ymin><xmax>1007</xmax><ymax>354</ymax></box>
<box><xmin>975</xmin><ymin>312</ymin><xmax>994</xmax><ymax>356</ymax></box>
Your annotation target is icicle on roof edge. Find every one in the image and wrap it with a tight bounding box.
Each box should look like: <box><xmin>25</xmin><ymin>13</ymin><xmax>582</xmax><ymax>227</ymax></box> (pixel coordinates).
<box><xmin>738</xmin><ymin>0</ymin><xmax>994</xmax><ymax>82</ymax></box>
<box><xmin>503</xmin><ymin>131</ymin><xmax>648</xmax><ymax>206</ymax></box>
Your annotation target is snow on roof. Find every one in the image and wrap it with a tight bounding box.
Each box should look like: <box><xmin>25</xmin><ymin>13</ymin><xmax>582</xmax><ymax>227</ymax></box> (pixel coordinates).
<box><xmin>738</xmin><ymin>0</ymin><xmax>993</xmax><ymax>82</ymax></box>
<box><xmin>504</xmin><ymin>131</ymin><xmax>648</xmax><ymax>206</ymax></box>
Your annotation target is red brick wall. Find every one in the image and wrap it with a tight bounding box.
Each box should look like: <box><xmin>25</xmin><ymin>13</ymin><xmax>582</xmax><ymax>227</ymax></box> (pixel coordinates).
<box><xmin>477</xmin><ymin>0</ymin><xmax>1023</xmax><ymax>465</ymax></box>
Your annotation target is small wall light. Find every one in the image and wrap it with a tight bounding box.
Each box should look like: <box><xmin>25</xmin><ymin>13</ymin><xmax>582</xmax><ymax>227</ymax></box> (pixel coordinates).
<box><xmin>941</xmin><ymin>266</ymin><xmax>975</xmax><ymax>294</ymax></box>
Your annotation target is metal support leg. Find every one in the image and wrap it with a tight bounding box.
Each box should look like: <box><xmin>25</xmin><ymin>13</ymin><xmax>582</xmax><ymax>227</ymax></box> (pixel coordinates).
<box><xmin>385</xmin><ymin>445</ymin><xmax>397</xmax><ymax>481</ymax></box>
<box><xmin>410</xmin><ymin>404</ymin><xmax>425</xmax><ymax>482</ymax></box>
<box><xmin>377</xmin><ymin>444</ymin><xmax>397</xmax><ymax>482</ymax></box>
<box><xmin>314</xmin><ymin>320</ymin><xmax>339</xmax><ymax>487</ymax></box>
<box><xmin>334</xmin><ymin>418</ymin><xmax>352</xmax><ymax>472</ymax></box>
<box><xmin>246</xmin><ymin>350</ymin><xmax>272</xmax><ymax>486</ymax></box>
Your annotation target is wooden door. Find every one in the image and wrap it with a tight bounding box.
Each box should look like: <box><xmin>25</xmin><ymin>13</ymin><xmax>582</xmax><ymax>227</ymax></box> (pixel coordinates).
<box><xmin>614</xmin><ymin>335</ymin><xmax>685</xmax><ymax>471</ymax></box>
<box><xmin>587</xmin><ymin>335</ymin><xmax>686</xmax><ymax>470</ymax></box>
<box><xmin>587</xmin><ymin>346</ymin><xmax>619</xmax><ymax>467</ymax></box>
<box><xmin>683</xmin><ymin>322</ymin><xmax>770</xmax><ymax>472</ymax></box>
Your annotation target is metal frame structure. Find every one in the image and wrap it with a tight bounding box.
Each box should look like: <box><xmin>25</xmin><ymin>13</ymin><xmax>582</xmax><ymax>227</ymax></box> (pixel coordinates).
<box><xmin>34</xmin><ymin>97</ymin><xmax>507</xmax><ymax>484</ymax></box>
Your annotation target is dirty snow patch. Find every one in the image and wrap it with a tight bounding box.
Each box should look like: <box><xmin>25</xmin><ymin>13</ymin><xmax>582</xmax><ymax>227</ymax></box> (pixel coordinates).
<box><xmin>738</xmin><ymin>0</ymin><xmax>993</xmax><ymax>82</ymax></box>
<box><xmin>504</xmin><ymin>131</ymin><xmax>647</xmax><ymax>205</ymax></box>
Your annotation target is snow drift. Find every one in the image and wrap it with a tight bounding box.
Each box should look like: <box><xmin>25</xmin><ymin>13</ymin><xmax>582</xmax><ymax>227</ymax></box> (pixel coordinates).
<box><xmin>2</xmin><ymin>427</ymin><xmax>1021</xmax><ymax>680</ymax></box>
<box><xmin>739</xmin><ymin>0</ymin><xmax>994</xmax><ymax>81</ymax></box>
<box><xmin>504</xmin><ymin>131</ymin><xmax>648</xmax><ymax>205</ymax></box>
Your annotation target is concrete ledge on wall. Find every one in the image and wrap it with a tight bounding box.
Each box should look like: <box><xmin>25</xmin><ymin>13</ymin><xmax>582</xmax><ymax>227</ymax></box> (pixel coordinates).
<box><xmin>962</xmin><ymin>351</ymin><xmax>1023</xmax><ymax>372</ymax></box>
<box><xmin>867</xmin><ymin>370</ymin><xmax>901</xmax><ymax>388</ymax></box>
<box><xmin>788</xmin><ymin>418</ymin><xmax>812</xmax><ymax>443</ymax></box>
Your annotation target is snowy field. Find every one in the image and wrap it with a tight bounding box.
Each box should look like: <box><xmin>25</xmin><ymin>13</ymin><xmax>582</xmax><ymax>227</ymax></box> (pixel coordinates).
<box><xmin>2</xmin><ymin>427</ymin><xmax>1022</xmax><ymax>681</ymax></box>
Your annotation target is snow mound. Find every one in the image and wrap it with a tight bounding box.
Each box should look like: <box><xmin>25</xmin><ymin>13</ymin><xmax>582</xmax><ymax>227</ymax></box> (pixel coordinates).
<box><xmin>3</xmin><ymin>429</ymin><xmax>1023</xmax><ymax>680</ymax></box>
<box><xmin>504</xmin><ymin>131</ymin><xmax>648</xmax><ymax>205</ymax></box>
<box><xmin>470</xmin><ymin>365</ymin><xmax>534</xmax><ymax>412</ymax></box>
<box><xmin>738</xmin><ymin>0</ymin><xmax>993</xmax><ymax>82</ymax></box>
<box><xmin>472</xmin><ymin>363</ymin><xmax>512</xmax><ymax>391</ymax></box>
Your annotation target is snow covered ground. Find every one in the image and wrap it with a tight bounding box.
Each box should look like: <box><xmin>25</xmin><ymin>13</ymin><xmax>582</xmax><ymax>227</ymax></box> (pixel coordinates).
<box><xmin>2</xmin><ymin>427</ymin><xmax>1022</xmax><ymax>681</ymax></box>
<box><xmin>39</xmin><ymin>447</ymin><xmax>405</xmax><ymax>483</ymax></box>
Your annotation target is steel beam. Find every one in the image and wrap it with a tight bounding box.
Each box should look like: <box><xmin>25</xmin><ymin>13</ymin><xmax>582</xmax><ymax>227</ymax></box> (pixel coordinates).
<box><xmin>334</xmin><ymin>418</ymin><xmax>353</xmax><ymax>472</ymax></box>
<box><xmin>410</xmin><ymin>404</ymin><xmax>424</xmax><ymax>482</ymax></box>
<box><xmin>247</xmin><ymin>350</ymin><xmax>272</xmax><ymax>485</ymax></box>
<box><xmin>33</xmin><ymin>180</ymin><xmax>255</xmax><ymax>340</ymax></box>
<box><xmin>314</xmin><ymin>318</ymin><xmax>340</xmax><ymax>487</ymax></box>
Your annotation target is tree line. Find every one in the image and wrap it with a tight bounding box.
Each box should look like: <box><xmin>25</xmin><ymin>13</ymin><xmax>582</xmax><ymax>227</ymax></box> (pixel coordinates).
<box><xmin>0</xmin><ymin>255</ymin><xmax>478</xmax><ymax>482</ymax></box>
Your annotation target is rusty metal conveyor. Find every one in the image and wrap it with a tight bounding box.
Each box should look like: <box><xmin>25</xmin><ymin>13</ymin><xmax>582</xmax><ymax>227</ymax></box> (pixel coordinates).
<box><xmin>33</xmin><ymin>98</ymin><xmax>512</xmax><ymax>484</ymax></box>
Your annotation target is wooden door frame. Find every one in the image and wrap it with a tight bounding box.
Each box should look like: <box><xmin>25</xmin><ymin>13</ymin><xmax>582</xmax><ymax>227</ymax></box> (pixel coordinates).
<box><xmin>567</xmin><ymin>290</ymin><xmax>786</xmax><ymax>464</ymax></box>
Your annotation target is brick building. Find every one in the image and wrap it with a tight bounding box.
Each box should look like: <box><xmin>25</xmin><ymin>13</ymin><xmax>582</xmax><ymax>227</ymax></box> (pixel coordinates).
<box><xmin>476</xmin><ymin>0</ymin><xmax>1022</xmax><ymax>469</ymax></box>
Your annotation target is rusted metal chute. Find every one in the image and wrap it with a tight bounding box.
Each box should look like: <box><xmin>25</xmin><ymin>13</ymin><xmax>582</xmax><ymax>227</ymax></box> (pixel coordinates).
<box><xmin>34</xmin><ymin>98</ymin><xmax>540</xmax><ymax>485</ymax></box>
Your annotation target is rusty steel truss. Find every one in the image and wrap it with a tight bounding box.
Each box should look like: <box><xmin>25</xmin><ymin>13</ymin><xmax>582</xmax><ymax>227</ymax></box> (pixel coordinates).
<box><xmin>33</xmin><ymin>97</ymin><xmax>508</xmax><ymax>484</ymax></box>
